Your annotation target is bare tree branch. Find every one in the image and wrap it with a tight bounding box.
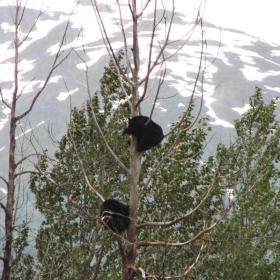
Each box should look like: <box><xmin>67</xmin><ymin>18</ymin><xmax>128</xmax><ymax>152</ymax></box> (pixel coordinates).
<box><xmin>91</xmin><ymin>0</ymin><xmax>131</xmax><ymax>87</ymax></box>
<box><xmin>133</xmin><ymin>242</ymin><xmax>204</xmax><ymax>279</ymax></box>
<box><xmin>0</xmin><ymin>176</ymin><xmax>9</xmax><ymax>187</ymax></box>
<box><xmin>73</xmin><ymin>46</ymin><xmax>130</xmax><ymax>174</ymax></box>
<box><xmin>114</xmin><ymin>2</ymin><xmax>133</xmax><ymax>77</ymax></box>
<box><xmin>0</xmin><ymin>89</ymin><xmax>11</xmax><ymax>109</ymax></box>
<box><xmin>164</xmin><ymin>19</ymin><xmax>205</xmax><ymax>138</ymax></box>
<box><xmin>139</xmin><ymin>166</ymin><xmax>220</xmax><ymax>229</ymax></box>
<box><xmin>138</xmin><ymin>222</ymin><xmax>218</xmax><ymax>248</ymax></box>
<box><xmin>137</xmin><ymin>0</ymin><xmax>152</xmax><ymax>19</ymax></box>
<box><xmin>0</xmin><ymin>202</ymin><xmax>7</xmax><ymax>213</ymax></box>
<box><xmin>67</xmin><ymin>125</ymin><xmax>105</xmax><ymax>202</ymax></box>
<box><xmin>15</xmin><ymin>7</ymin><xmax>81</xmax><ymax>121</ymax></box>
<box><xmin>161</xmin><ymin>242</ymin><xmax>204</xmax><ymax>279</ymax></box>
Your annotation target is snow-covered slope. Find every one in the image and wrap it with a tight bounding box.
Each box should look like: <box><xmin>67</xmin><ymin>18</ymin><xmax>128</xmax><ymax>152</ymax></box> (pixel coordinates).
<box><xmin>0</xmin><ymin>0</ymin><xmax>279</xmax><ymax>175</ymax></box>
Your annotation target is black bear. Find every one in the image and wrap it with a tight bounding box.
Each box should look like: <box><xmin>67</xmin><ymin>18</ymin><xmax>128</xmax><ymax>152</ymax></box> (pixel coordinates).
<box><xmin>123</xmin><ymin>116</ymin><xmax>164</xmax><ymax>152</ymax></box>
<box><xmin>99</xmin><ymin>199</ymin><xmax>130</xmax><ymax>233</ymax></box>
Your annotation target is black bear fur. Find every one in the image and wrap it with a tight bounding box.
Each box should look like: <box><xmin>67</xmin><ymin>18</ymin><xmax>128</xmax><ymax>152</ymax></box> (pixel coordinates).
<box><xmin>123</xmin><ymin>116</ymin><xmax>164</xmax><ymax>152</ymax></box>
<box><xmin>100</xmin><ymin>199</ymin><xmax>130</xmax><ymax>233</ymax></box>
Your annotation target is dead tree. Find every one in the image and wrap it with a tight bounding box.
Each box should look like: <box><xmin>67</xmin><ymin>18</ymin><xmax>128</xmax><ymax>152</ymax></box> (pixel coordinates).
<box><xmin>0</xmin><ymin>1</ymin><xmax>76</xmax><ymax>279</ymax></box>
<box><xmin>88</xmin><ymin>1</ymin><xmax>211</xmax><ymax>279</ymax></box>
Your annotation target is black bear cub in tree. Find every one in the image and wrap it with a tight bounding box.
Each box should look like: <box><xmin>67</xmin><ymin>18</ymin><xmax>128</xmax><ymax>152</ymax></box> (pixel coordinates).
<box><xmin>100</xmin><ymin>199</ymin><xmax>130</xmax><ymax>233</ymax></box>
<box><xmin>123</xmin><ymin>116</ymin><xmax>164</xmax><ymax>152</ymax></box>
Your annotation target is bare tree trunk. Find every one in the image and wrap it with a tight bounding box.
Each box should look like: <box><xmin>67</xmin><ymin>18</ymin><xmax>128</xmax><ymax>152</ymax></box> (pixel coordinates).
<box><xmin>2</xmin><ymin>4</ymin><xmax>20</xmax><ymax>277</ymax></box>
<box><xmin>121</xmin><ymin>1</ymin><xmax>142</xmax><ymax>278</ymax></box>
<box><xmin>3</xmin><ymin>110</ymin><xmax>16</xmax><ymax>280</ymax></box>
<box><xmin>123</xmin><ymin>147</ymin><xmax>142</xmax><ymax>280</ymax></box>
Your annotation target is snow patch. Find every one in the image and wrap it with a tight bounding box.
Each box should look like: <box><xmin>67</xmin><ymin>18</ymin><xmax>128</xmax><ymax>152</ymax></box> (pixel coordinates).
<box><xmin>49</xmin><ymin>76</ymin><xmax>62</xmax><ymax>83</ymax></box>
<box><xmin>0</xmin><ymin>108</ymin><xmax>11</xmax><ymax>130</ymax></box>
<box><xmin>232</xmin><ymin>104</ymin><xmax>251</xmax><ymax>115</ymax></box>
<box><xmin>0</xmin><ymin>187</ymin><xmax>7</xmax><ymax>195</ymax></box>
<box><xmin>272</xmin><ymin>50</ymin><xmax>280</xmax><ymax>56</ymax></box>
<box><xmin>15</xmin><ymin>121</ymin><xmax>45</xmax><ymax>140</ymax></box>
<box><xmin>265</xmin><ymin>86</ymin><xmax>280</xmax><ymax>93</ymax></box>
<box><xmin>241</xmin><ymin>65</ymin><xmax>279</xmax><ymax>82</ymax></box>
<box><xmin>0</xmin><ymin>63</ymin><xmax>15</xmax><ymax>82</ymax></box>
<box><xmin>57</xmin><ymin>88</ymin><xmax>79</xmax><ymax>101</ymax></box>
<box><xmin>204</xmin><ymin>96</ymin><xmax>234</xmax><ymax>128</ymax></box>
<box><xmin>1</xmin><ymin>22</ymin><xmax>13</xmax><ymax>32</ymax></box>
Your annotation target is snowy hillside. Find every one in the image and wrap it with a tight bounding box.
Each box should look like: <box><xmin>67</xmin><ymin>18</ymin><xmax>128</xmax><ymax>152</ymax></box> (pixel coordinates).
<box><xmin>0</xmin><ymin>0</ymin><xmax>280</xmax><ymax>174</ymax></box>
